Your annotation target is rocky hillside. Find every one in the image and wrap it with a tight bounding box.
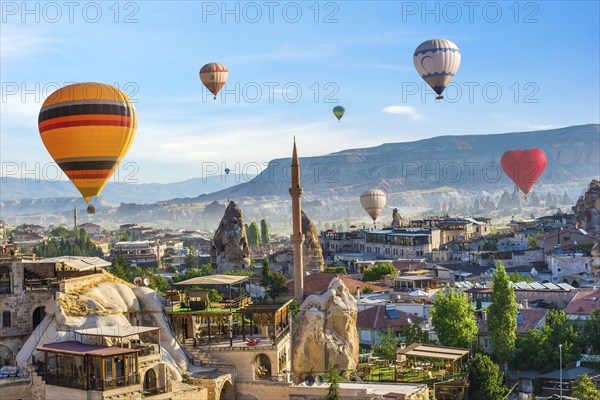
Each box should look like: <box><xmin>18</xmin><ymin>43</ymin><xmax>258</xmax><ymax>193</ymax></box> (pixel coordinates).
<box><xmin>2</xmin><ymin>124</ymin><xmax>598</xmax><ymax>230</ymax></box>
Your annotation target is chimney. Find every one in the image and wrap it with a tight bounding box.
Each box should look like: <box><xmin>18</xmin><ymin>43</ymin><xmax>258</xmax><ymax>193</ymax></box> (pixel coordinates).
<box><xmin>482</xmin><ymin>310</ymin><xmax>487</xmax><ymax>321</ymax></box>
<box><xmin>524</xmin><ymin>299</ymin><xmax>529</xmax><ymax>309</ymax></box>
<box><xmin>356</xmin><ymin>287</ymin><xmax>361</xmax><ymax>302</ymax></box>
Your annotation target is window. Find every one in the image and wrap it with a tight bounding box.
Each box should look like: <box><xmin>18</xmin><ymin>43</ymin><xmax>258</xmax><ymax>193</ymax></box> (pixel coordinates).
<box><xmin>0</xmin><ymin>266</ymin><xmax>11</xmax><ymax>295</ymax></box>
<box><xmin>360</xmin><ymin>330</ymin><xmax>372</xmax><ymax>342</ymax></box>
<box><xmin>2</xmin><ymin>311</ymin><xmax>10</xmax><ymax>327</ymax></box>
<box><xmin>484</xmin><ymin>339</ymin><xmax>493</xmax><ymax>349</ymax></box>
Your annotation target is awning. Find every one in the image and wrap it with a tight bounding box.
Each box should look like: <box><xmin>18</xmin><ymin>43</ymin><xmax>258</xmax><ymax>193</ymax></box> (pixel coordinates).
<box><xmin>173</xmin><ymin>274</ymin><xmax>249</xmax><ymax>286</ymax></box>
<box><xmin>398</xmin><ymin>344</ymin><xmax>469</xmax><ymax>361</ymax></box>
<box><xmin>74</xmin><ymin>326</ymin><xmax>159</xmax><ymax>338</ymax></box>
<box><xmin>36</xmin><ymin>256</ymin><xmax>110</xmax><ymax>270</ymax></box>
<box><xmin>409</xmin><ymin>290</ymin><xmax>428</xmax><ymax>297</ymax></box>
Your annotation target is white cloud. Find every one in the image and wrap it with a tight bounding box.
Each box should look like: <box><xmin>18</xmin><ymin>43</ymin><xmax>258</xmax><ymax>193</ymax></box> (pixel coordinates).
<box><xmin>381</xmin><ymin>106</ymin><xmax>423</xmax><ymax>120</ymax></box>
<box><xmin>0</xmin><ymin>29</ymin><xmax>59</xmax><ymax>60</ymax></box>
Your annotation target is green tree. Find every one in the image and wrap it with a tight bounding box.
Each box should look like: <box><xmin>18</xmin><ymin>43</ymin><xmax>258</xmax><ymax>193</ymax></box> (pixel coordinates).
<box><xmin>508</xmin><ymin>272</ymin><xmax>533</xmax><ymax>283</ymax></box>
<box><xmin>247</xmin><ymin>222</ymin><xmax>260</xmax><ymax>248</ymax></box>
<box><xmin>467</xmin><ymin>353</ymin><xmax>509</xmax><ymax>400</ymax></box>
<box><xmin>430</xmin><ymin>290</ymin><xmax>477</xmax><ymax>348</ymax></box>
<box><xmin>260</xmin><ymin>219</ymin><xmax>270</xmax><ymax>247</ymax></box>
<box><xmin>571</xmin><ymin>374</ymin><xmax>600</xmax><ymax>400</ymax></box>
<box><xmin>324</xmin><ymin>361</ymin><xmax>342</xmax><ymax>400</ymax></box>
<box><xmin>184</xmin><ymin>253</ymin><xmax>198</xmax><ymax>269</ymax></box>
<box><xmin>363</xmin><ymin>263</ymin><xmax>397</xmax><ymax>282</ymax></box>
<box><xmin>361</xmin><ymin>286</ymin><xmax>373</xmax><ymax>294</ymax></box>
<box><xmin>512</xmin><ymin>310</ymin><xmax>582</xmax><ymax>373</ymax></box>
<box><xmin>260</xmin><ymin>262</ymin><xmax>288</xmax><ymax>301</ymax></box>
<box><xmin>324</xmin><ymin>265</ymin><xmax>346</xmax><ymax>273</ymax></box>
<box><xmin>109</xmin><ymin>251</ymin><xmax>132</xmax><ymax>282</ymax></box>
<box><xmin>580</xmin><ymin>309</ymin><xmax>600</xmax><ymax>354</ymax></box>
<box><xmin>488</xmin><ymin>261</ymin><xmax>518</xmax><ymax>364</ymax></box>
<box><xmin>397</xmin><ymin>322</ymin><xmax>429</xmax><ymax>345</ymax></box>
<box><xmin>372</xmin><ymin>327</ymin><xmax>401</xmax><ymax>362</ymax></box>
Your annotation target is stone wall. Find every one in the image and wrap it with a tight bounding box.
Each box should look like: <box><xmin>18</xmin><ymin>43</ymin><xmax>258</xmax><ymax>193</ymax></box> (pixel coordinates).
<box><xmin>1</xmin><ymin>260</ymin><xmax>54</xmax><ymax>367</ymax></box>
<box><xmin>236</xmin><ymin>380</ymin><xmax>290</xmax><ymax>400</ymax></box>
<box><xmin>186</xmin><ymin>373</ymin><xmax>233</xmax><ymax>400</ymax></box>
<box><xmin>205</xmin><ymin>335</ymin><xmax>291</xmax><ymax>382</ymax></box>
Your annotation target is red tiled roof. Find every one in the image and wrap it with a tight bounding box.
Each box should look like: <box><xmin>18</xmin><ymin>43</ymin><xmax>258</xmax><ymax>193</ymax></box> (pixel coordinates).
<box><xmin>357</xmin><ymin>305</ymin><xmax>424</xmax><ymax>330</ymax></box>
<box><xmin>289</xmin><ymin>273</ymin><xmax>388</xmax><ymax>297</ymax></box>
<box><xmin>564</xmin><ymin>289</ymin><xmax>600</xmax><ymax>316</ymax></box>
<box><xmin>479</xmin><ymin>308</ymin><xmax>548</xmax><ymax>334</ymax></box>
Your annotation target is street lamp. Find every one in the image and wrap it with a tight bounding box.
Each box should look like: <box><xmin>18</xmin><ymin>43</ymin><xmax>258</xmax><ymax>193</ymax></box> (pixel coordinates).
<box><xmin>559</xmin><ymin>343</ymin><xmax>563</xmax><ymax>399</ymax></box>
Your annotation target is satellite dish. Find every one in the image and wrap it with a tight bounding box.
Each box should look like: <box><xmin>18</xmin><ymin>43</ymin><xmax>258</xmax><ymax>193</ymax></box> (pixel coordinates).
<box><xmin>143</xmin><ymin>278</ymin><xmax>151</xmax><ymax>287</ymax></box>
<box><xmin>315</xmin><ymin>375</ymin><xmax>323</xmax><ymax>386</ymax></box>
<box><xmin>304</xmin><ymin>375</ymin><xmax>315</xmax><ymax>386</ymax></box>
<box><xmin>133</xmin><ymin>277</ymin><xmax>143</xmax><ymax>287</ymax></box>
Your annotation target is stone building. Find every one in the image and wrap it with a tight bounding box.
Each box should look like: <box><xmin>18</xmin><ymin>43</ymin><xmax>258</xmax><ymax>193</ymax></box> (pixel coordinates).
<box><xmin>0</xmin><ymin>255</ymin><xmax>56</xmax><ymax>367</ymax></box>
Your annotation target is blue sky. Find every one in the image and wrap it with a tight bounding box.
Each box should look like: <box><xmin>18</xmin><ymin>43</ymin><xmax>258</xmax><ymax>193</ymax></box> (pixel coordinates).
<box><xmin>1</xmin><ymin>1</ymin><xmax>599</xmax><ymax>184</ymax></box>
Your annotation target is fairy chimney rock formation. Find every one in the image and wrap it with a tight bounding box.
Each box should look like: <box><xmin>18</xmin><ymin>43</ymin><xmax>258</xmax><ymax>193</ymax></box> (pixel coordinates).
<box><xmin>391</xmin><ymin>208</ymin><xmax>404</xmax><ymax>228</ymax></box>
<box><xmin>211</xmin><ymin>201</ymin><xmax>251</xmax><ymax>273</ymax></box>
<box><xmin>292</xmin><ymin>277</ymin><xmax>359</xmax><ymax>382</ymax></box>
<box><xmin>591</xmin><ymin>238</ymin><xmax>600</xmax><ymax>278</ymax></box>
<box><xmin>573</xmin><ymin>179</ymin><xmax>600</xmax><ymax>235</ymax></box>
<box><xmin>302</xmin><ymin>211</ymin><xmax>324</xmax><ymax>272</ymax></box>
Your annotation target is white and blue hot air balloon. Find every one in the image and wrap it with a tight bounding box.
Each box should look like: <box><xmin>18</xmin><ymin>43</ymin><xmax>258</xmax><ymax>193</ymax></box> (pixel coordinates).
<box><xmin>413</xmin><ymin>38</ymin><xmax>461</xmax><ymax>100</ymax></box>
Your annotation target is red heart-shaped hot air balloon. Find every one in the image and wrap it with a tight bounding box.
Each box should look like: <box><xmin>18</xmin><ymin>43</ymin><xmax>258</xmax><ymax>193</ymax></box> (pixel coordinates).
<box><xmin>500</xmin><ymin>149</ymin><xmax>547</xmax><ymax>195</ymax></box>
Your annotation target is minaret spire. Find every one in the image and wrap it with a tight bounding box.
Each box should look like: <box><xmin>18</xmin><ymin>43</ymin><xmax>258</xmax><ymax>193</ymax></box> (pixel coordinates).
<box><xmin>289</xmin><ymin>139</ymin><xmax>305</xmax><ymax>300</ymax></box>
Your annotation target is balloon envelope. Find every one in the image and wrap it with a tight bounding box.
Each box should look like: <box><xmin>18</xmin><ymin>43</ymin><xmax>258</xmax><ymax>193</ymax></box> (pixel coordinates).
<box><xmin>225</xmin><ymin>168</ymin><xmax>230</xmax><ymax>175</ymax></box>
<box><xmin>38</xmin><ymin>82</ymin><xmax>137</xmax><ymax>202</ymax></box>
<box><xmin>500</xmin><ymin>149</ymin><xmax>547</xmax><ymax>195</ymax></box>
<box><xmin>360</xmin><ymin>189</ymin><xmax>387</xmax><ymax>221</ymax></box>
<box><xmin>200</xmin><ymin>62</ymin><xmax>228</xmax><ymax>99</ymax></box>
<box><xmin>413</xmin><ymin>38</ymin><xmax>461</xmax><ymax>99</ymax></box>
<box><xmin>333</xmin><ymin>106</ymin><xmax>345</xmax><ymax>121</ymax></box>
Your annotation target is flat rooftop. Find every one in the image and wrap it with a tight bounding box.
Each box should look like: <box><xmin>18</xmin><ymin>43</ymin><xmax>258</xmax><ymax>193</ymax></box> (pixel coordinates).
<box><xmin>36</xmin><ymin>341</ymin><xmax>137</xmax><ymax>356</ymax></box>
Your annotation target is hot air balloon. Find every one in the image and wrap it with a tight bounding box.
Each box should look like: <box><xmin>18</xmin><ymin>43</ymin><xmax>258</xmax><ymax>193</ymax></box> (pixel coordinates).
<box><xmin>500</xmin><ymin>149</ymin><xmax>547</xmax><ymax>196</ymax></box>
<box><xmin>413</xmin><ymin>38</ymin><xmax>461</xmax><ymax>100</ymax></box>
<box><xmin>38</xmin><ymin>82</ymin><xmax>137</xmax><ymax>209</ymax></box>
<box><xmin>333</xmin><ymin>106</ymin><xmax>345</xmax><ymax>122</ymax></box>
<box><xmin>200</xmin><ymin>62</ymin><xmax>228</xmax><ymax>100</ymax></box>
<box><xmin>360</xmin><ymin>189</ymin><xmax>387</xmax><ymax>228</ymax></box>
<box><xmin>225</xmin><ymin>168</ymin><xmax>230</xmax><ymax>175</ymax></box>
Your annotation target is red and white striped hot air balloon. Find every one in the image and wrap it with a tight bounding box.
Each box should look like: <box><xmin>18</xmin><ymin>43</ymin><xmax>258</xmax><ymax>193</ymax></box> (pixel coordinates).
<box><xmin>360</xmin><ymin>189</ymin><xmax>387</xmax><ymax>225</ymax></box>
<box><xmin>199</xmin><ymin>62</ymin><xmax>228</xmax><ymax>100</ymax></box>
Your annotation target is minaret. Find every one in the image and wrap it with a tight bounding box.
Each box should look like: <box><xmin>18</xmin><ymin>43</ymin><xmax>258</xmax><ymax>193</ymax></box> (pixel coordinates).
<box><xmin>289</xmin><ymin>138</ymin><xmax>305</xmax><ymax>301</ymax></box>
<box><xmin>73</xmin><ymin>206</ymin><xmax>78</xmax><ymax>231</ymax></box>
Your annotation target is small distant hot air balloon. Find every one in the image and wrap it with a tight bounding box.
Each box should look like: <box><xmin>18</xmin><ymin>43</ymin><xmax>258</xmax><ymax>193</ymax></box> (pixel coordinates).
<box><xmin>87</xmin><ymin>204</ymin><xmax>96</xmax><ymax>214</ymax></box>
<box><xmin>333</xmin><ymin>106</ymin><xmax>345</xmax><ymax>122</ymax></box>
<box><xmin>38</xmin><ymin>82</ymin><xmax>137</xmax><ymax>209</ymax></box>
<box><xmin>225</xmin><ymin>168</ymin><xmax>230</xmax><ymax>175</ymax></box>
<box><xmin>500</xmin><ymin>149</ymin><xmax>547</xmax><ymax>196</ymax></box>
<box><xmin>360</xmin><ymin>189</ymin><xmax>387</xmax><ymax>228</ymax></box>
<box><xmin>200</xmin><ymin>62</ymin><xmax>229</xmax><ymax>100</ymax></box>
<box><xmin>413</xmin><ymin>38</ymin><xmax>461</xmax><ymax>100</ymax></box>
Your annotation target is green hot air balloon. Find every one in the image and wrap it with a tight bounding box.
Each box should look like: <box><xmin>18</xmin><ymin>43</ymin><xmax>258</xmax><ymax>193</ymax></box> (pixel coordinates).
<box><xmin>333</xmin><ymin>106</ymin><xmax>345</xmax><ymax>122</ymax></box>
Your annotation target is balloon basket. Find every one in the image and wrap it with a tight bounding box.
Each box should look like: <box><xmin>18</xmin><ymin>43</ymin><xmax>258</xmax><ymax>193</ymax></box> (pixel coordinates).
<box><xmin>436</xmin><ymin>95</ymin><xmax>444</xmax><ymax>100</ymax></box>
<box><xmin>87</xmin><ymin>204</ymin><xmax>96</xmax><ymax>214</ymax></box>
<box><xmin>213</xmin><ymin>95</ymin><xmax>217</xmax><ymax>100</ymax></box>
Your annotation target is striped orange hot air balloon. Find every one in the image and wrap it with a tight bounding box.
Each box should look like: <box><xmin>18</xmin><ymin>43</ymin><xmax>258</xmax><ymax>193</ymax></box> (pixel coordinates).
<box><xmin>200</xmin><ymin>62</ymin><xmax>228</xmax><ymax>100</ymax></box>
<box><xmin>38</xmin><ymin>82</ymin><xmax>137</xmax><ymax>206</ymax></box>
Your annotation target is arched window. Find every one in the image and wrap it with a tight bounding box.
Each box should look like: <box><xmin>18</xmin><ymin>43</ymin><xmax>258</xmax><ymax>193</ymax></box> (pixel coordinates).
<box><xmin>0</xmin><ymin>266</ymin><xmax>11</xmax><ymax>295</ymax></box>
<box><xmin>2</xmin><ymin>311</ymin><xmax>11</xmax><ymax>327</ymax></box>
